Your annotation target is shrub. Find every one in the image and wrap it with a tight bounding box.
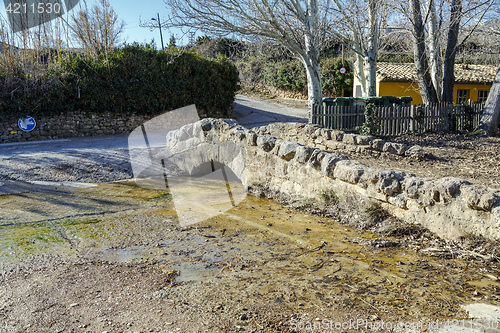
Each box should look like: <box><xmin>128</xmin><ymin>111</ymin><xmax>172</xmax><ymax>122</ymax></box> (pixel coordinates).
<box><xmin>261</xmin><ymin>60</ymin><xmax>307</xmax><ymax>92</ymax></box>
<box><xmin>0</xmin><ymin>44</ymin><xmax>239</xmax><ymax>119</ymax></box>
<box><xmin>258</xmin><ymin>58</ymin><xmax>353</xmax><ymax>97</ymax></box>
<box><xmin>320</xmin><ymin>58</ymin><xmax>353</xmax><ymax>97</ymax></box>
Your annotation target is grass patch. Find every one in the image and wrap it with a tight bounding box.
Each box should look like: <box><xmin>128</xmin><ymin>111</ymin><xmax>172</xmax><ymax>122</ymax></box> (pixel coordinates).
<box><xmin>0</xmin><ymin>222</ymin><xmax>67</xmax><ymax>257</ymax></box>
<box><xmin>321</xmin><ymin>190</ymin><xmax>338</xmax><ymax>205</ymax></box>
<box><xmin>365</xmin><ymin>202</ymin><xmax>387</xmax><ymax>223</ymax></box>
<box><xmin>0</xmin><ymin>194</ymin><xmax>12</xmax><ymax>200</ymax></box>
<box><xmin>149</xmin><ymin>192</ymin><xmax>173</xmax><ymax>201</ymax></box>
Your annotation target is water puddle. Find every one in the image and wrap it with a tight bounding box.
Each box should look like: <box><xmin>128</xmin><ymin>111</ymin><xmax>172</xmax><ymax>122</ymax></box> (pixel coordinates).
<box><xmin>169</xmin><ymin>261</ymin><xmax>221</xmax><ymax>282</ymax></box>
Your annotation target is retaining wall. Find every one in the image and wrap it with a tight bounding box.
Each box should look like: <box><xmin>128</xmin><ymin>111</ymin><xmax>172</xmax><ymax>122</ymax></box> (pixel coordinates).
<box><xmin>0</xmin><ymin>111</ymin><xmax>152</xmax><ymax>143</ymax></box>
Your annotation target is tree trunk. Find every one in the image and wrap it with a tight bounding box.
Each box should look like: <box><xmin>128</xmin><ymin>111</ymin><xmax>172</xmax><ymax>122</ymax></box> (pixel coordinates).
<box><xmin>426</xmin><ymin>0</ymin><xmax>442</xmax><ymax>100</ymax></box>
<box><xmin>303</xmin><ymin>0</ymin><xmax>322</xmax><ymax>122</ymax></box>
<box><xmin>441</xmin><ymin>0</ymin><xmax>462</xmax><ymax>103</ymax></box>
<box><xmin>478</xmin><ymin>65</ymin><xmax>500</xmax><ymax>135</ymax></box>
<box><xmin>354</xmin><ymin>52</ymin><xmax>367</xmax><ymax>97</ymax></box>
<box><xmin>365</xmin><ymin>0</ymin><xmax>378</xmax><ymax>97</ymax></box>
<box><xmin>303</xmin><ymin>58</ymin><xmax>323</xmax><ymax>122</ymax></box>
<box><xmin>364</xmin><ymin>53</ymin><xmax>377</xmax><ymax>97</ymax></box>
<box><xmin>409</xmin><ymin>0</ymin><xmax>439</xmax><ymax>104</ymax></box>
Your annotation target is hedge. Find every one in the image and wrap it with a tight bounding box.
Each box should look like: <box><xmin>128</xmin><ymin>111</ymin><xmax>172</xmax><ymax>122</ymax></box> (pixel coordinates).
<box><xmin>0</xmin><ymin>44</ymin><xmax>240</xmax><ymax>118</ymax></box>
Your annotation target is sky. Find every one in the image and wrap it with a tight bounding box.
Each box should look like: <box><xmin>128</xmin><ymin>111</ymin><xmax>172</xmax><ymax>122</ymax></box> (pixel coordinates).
<box><xmin>107</xmin><ymin>0</ymin><xmax>190</xmax><ymax>47</ymax></box>
<box><xmin>0</xmin><ymin>0</ymin><xmax>193</xmax><ymax>48</ymax></box>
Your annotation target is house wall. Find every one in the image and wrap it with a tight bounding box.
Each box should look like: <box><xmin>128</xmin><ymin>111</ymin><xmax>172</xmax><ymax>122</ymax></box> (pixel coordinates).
<box><xmin>377</xmin><ymin>81</ymin><xmax>423</xmax><ymax>104</ymax></box>
<box><xmin>353</xmin><ymin>75</ymin><xmax>363</xmax><ymax>97</ymax></box>
<box><xmin>453</xmin><ymin>83</ymin><xmax>492</xmax><ymax>104</ymax></box>
<box><xmin>376</xmin><ymin>81</ymin><xmax>492</xmax><ymax>105</ymax></box>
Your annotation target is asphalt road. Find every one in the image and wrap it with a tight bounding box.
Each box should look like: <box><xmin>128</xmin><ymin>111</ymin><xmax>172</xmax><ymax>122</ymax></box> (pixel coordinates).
<box><xmin>0</xmin><ymin>95</ymin><xmax>308</xmax><ymax>194</ymax></box>
<box><xmin>232</xmin><ymin>94</ymin><xmax>308</xmax><ymax>127</ymax></box>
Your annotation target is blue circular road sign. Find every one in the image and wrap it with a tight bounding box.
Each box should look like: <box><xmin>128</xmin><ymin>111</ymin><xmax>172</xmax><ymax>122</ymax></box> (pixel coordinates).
<box><xmin>18</xmin><ymin>116</ymin><xmax>36</xmax><ymax>132</ymax></box>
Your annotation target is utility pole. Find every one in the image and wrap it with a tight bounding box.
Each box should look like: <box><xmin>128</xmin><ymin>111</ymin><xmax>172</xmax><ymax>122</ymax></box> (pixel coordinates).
<box><xmin>152</xmin><ymin>13</ymin><xmax>164</xmax><ymax>50</ymax></box>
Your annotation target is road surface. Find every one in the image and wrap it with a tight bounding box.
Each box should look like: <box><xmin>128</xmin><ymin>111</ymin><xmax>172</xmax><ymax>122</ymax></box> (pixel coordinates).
<box><xmin>0</xmin><ymin>95</ymin><xmax>308</xmax><ymax>194</ymax></box>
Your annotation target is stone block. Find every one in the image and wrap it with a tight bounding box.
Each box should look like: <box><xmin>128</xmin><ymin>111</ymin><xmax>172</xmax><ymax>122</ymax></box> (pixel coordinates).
<box><xmin>308</xmin><ymin>150</ymin><xmax>328</xmax><ymax>170</ymax></box>
<box><xmin>463</xmin><ymin>185</ymin><xmax>500</xmax><ymax>211</ymax></box>
<box><xmin>278</xmin><ymin>141</ymin><xmax>302</xmax><ymax>161</ymax></box>
<box><xmin>321</xmin><ymin>152</ymin><xmax>348</xmax><ymax>177</ymax></box>
<box><xmin>357</xmin><ymin>135</ymin><xmax>373</xmax><ymax>146</ymax></box>
<box><xmin>256</xmin><ymin>135</ymin><xmax>277</xmax><ymax>152</ymax></box>
<box><xmin>382</xmin><ymin>142</ymin><xmax>397</xmax><ymax>154</ymax></box>
<box><xmin>294</xmin><ymin>146</ymin><xmax>316</xmax><ymax>164</ymax></box>
<box><xmin>343</xmin><ymin>133</ymin><xmax>357</xmax><ymax>145</ymax></box>
<box><xmin>331</xmin><ymin>130</ymin><xmax>344</xmax><ymax>141</ymax></box>
<box><xmin>371</xmin><ymin>139</ymin><xmax>384</xmax><ymax>151</ymax></box>
<box><xmin>333</xmin><ymin>160</ymin><xmax>366</xmax><ymax>184</ymax></box>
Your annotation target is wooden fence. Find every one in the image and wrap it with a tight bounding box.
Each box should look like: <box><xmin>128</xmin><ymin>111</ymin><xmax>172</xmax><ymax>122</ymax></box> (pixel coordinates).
<box><xmin>311</xmin><ymin>103</ymin><xmax>484</xmax><ymax>136</ymax></box>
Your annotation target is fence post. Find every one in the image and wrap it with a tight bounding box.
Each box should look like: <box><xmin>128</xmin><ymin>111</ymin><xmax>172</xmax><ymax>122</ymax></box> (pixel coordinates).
<box><xmin>410</xmin><ymin>105</ymin><xmax>415</xmax><ymax>133</ymax></box>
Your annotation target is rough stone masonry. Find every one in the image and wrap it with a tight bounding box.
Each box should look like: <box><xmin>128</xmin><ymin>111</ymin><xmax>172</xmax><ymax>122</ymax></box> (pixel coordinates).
<box><xmin>164</xmin><ymin>118</ymin><xmax>500</xmax><ymax>241</ymax></box>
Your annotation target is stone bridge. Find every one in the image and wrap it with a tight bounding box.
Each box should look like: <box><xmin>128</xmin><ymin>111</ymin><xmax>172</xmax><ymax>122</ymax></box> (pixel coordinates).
<box><xmin>159</xmin><ymin>117</ymin><xmax>500</xmax><ymax>240</ymax></box>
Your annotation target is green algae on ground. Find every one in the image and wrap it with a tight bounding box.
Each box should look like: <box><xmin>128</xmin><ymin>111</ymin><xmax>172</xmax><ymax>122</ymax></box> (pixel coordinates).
<box><xmin>0</xmin><ymin>221</ymin><xmax>70</xmax><ymax>260</ymax></box>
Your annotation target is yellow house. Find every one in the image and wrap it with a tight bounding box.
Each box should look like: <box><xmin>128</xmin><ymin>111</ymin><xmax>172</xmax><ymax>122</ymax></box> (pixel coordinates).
<box><xmin>353</xmin><ymin>63</ymin><xmax>497</xmax><ymax>105</ymax></box>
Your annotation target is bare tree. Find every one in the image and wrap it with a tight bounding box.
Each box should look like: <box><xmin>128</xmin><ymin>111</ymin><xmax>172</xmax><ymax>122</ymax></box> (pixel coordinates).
<box><xmin>333</xmin><ymin>0</ymin><xmax>381</xmax><ymax>97</ymax></box>
<box><xmin>425</xmin><ymin>0</ymin><xmax>443</xmax><ymax>98</ymax></box>
<box><xmin>441</xmin><ymin>0</ymin><xmax>462</xmax><ymax>103</ymax></box>
<box><xmin>394</xmin><ymin>0</ymin><xmax>494</xmax><ymax>103</ymax></box>
<box><xmin>163</xmin><ymin>0</ymin><xmax>344</xmax><ymax>115</ymax></box>
<box><xmin>409</xmin><ymin>0</ymin><xmax>439</xmax><ymax>103</ymax></box>
<box><xmin>69</xmin><ymin>0</ymin><xmax>124</xmax><ymax>57</ymax></box>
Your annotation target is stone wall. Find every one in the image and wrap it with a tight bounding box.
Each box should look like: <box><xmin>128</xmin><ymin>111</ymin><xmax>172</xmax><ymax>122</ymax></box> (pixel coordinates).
<box><xmin>0</xmin><ymin>111</ymin><xmax>152</xmax><ymax>143</ymax></box>
<box><xmin>184</xmin><ymin>118</ymin><xmax>500</xmax><ymax>241</ymax></box>
<box><xmin>254</xmin><ymin>122</ymin><xmax>411</xmax><ymax>157</ymax></box>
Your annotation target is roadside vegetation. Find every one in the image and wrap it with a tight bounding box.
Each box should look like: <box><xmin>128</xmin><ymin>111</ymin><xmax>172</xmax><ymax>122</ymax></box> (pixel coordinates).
<box><xmin>0</xmin><ymin>0</ymin><xmax>238</xmax><ymax>119</ymax></box>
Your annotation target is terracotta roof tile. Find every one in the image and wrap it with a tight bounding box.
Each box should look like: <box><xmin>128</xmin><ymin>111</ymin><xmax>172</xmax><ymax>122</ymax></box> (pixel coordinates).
<box><xmin>377</xmin><ymin>62</ymin><xmax>497</xmax><ymax>84</ymax></box>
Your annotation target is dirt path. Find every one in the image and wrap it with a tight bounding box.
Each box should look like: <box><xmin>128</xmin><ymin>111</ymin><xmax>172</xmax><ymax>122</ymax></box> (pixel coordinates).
<box><xmin>347</xmin><ymin>133</ymin><xmax>500</xmax><ymax>190</ymax></box>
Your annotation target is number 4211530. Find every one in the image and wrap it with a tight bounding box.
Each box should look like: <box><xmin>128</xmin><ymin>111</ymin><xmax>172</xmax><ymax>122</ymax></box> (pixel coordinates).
<box><xmin>6</xmin><ymin>2</ymin><xmax>61</xmax><ymax>15</ymax></box>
